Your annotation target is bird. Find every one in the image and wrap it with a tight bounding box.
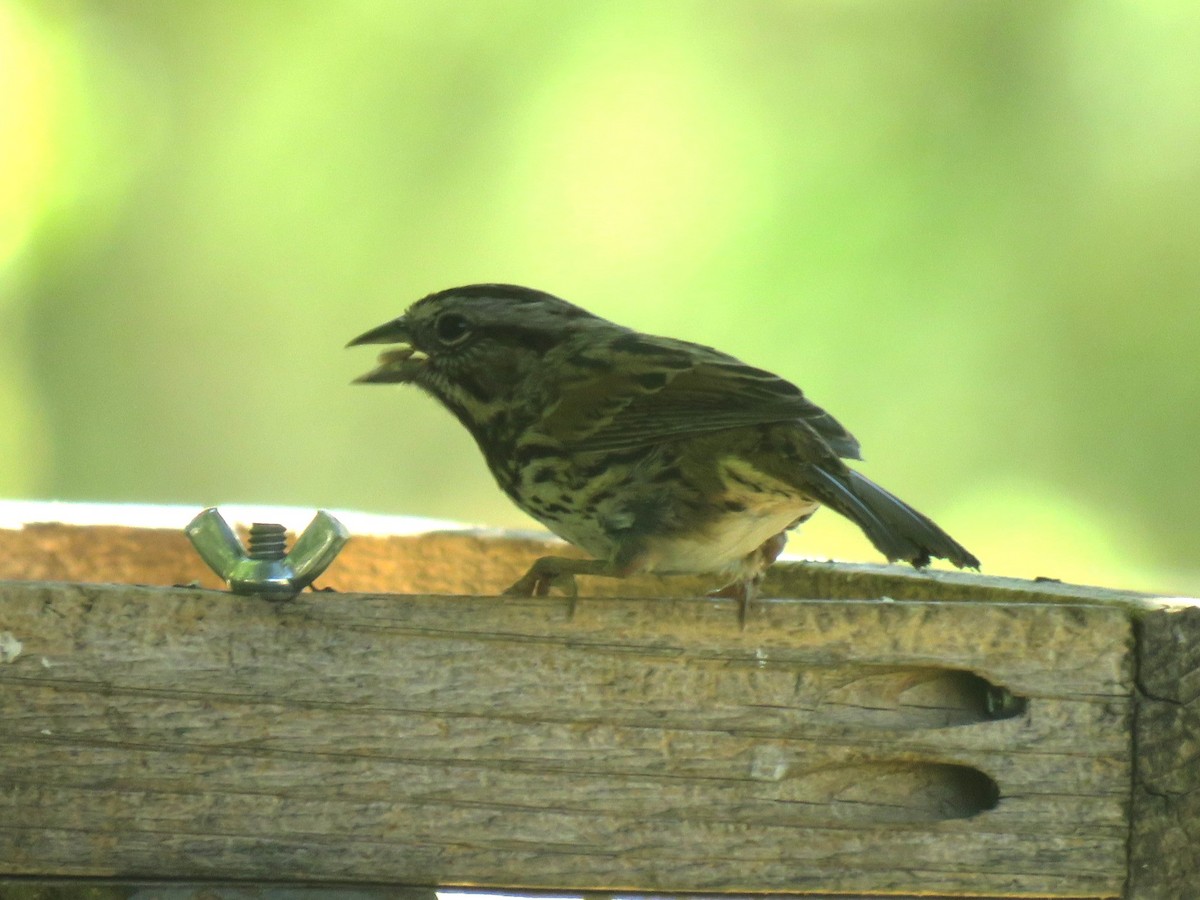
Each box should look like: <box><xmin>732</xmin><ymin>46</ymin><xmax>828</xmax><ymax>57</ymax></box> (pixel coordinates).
<box><xmin>349</xmin><ymin>283</ymin><xmax>979</xmax><ymax>622</ymax></box>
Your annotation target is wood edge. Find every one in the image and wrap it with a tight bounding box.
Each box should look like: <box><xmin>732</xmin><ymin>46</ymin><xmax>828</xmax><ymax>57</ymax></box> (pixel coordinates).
<box><xmin>1128</xmin><ymin>603</ymin><xmax>1200</xmax><ymax>897</ymax></box>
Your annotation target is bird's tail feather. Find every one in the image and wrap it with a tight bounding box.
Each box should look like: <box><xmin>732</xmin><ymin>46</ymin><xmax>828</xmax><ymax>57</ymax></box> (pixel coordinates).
<box><xmin>807</xmin><ymin>469</ymin><xmax>980</xmax><ymax>570</ymax></box>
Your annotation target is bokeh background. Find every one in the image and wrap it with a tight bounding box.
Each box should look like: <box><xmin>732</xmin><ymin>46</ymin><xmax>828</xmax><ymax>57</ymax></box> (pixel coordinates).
<box><xmin>2</xmin><ymin>0</ymin><xmax>1197</xmax><ymax>595</ymax></box>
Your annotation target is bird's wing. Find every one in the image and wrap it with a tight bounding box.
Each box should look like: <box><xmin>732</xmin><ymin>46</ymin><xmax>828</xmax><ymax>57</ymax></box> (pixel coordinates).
<box><xmin>537</xmin><ymin>332</ymin><xmax>863</xmax><ymax>459</ymax></box>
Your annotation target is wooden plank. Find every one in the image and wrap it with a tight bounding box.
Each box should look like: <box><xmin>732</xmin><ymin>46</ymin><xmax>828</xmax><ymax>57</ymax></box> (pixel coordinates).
<box><xmin>0</xmin><ymin>581</ymin><xmax>1133</xmax><ymax>897</ymax></box>
<box><xmin>0</xmin><ymin>514</ymin><xmax>1160</xmax><ymax>606</ymax></box>
<box><xmin>0</xmin><ymin>880</ymin><xmax>435</xmax><ymax>899</ymax></box>
<box><xmin>1128</xmin><ymin>602</ymin><xmax>1200</xmax><ymax>897</ymax></box>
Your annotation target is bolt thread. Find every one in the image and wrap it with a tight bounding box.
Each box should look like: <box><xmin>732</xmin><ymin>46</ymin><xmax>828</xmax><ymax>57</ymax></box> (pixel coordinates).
<box><xmin>248</xmin><ymin>523</ymin><xmax>288</xmax><ymax>560</ymax></box>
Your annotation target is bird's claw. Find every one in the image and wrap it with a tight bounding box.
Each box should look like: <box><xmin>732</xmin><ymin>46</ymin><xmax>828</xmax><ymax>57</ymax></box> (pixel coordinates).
<box><xmin>709</xmin><ymin>577</ymin><xmax>760</xmax><ymax>630</ymax></box>
<box><xmin>503</xmin><ymin>567</ymin><xmax>580</xmax><ymax>600</ymax></box>
<box><xmin>504</xmin><ymin>569</ymin><xmax>579</xmax><ymax>620</ymax></box>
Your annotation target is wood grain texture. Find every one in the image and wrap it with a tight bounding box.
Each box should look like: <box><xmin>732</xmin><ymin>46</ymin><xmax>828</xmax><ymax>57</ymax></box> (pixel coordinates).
<box><xmin>0</xmin><ymin>518</ymin><xmax>1160</xmax><ymax>605</ymax></box>
<box><xmin>0</xmin><ymin>881</ymin><xmax>435</xmax><ymax>900</ymax></box>
<box><xmin>0</xmin><ymin>578</ymin><xmax>1133</xmax><ymax>897</ymax></box>
<box><xmin>1128</xmin><ymin>603</ymin><xmax>1200</xmax><ymax>896</ymax></box>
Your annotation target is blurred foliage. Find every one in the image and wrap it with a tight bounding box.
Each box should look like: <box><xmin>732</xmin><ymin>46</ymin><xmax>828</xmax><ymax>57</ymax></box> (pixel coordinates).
<box><xmin>1</xmin><ymin>0</ymin><xmax>1197</xmax><ymax>594</ymax></box>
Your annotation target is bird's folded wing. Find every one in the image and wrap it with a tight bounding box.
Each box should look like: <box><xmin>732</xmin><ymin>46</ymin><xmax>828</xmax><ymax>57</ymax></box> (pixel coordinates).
<box><xmin>538</xmin><ymin>334</ymin><xmax>863</xmax><ymax>459</ymax></box>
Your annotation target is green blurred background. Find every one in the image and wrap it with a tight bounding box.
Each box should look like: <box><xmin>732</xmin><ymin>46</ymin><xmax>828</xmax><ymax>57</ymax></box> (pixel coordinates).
<box><xmin>2</xmin><ymin>0</ymin><xmax>1197</xmax><ymax>595</ymax></box>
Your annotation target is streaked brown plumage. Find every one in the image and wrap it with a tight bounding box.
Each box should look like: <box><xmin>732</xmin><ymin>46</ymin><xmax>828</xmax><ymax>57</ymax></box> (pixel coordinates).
<box><xmin>349</xmin><ymin>284</ymin><xmax>979</xmax><ymax>620</ymax></box>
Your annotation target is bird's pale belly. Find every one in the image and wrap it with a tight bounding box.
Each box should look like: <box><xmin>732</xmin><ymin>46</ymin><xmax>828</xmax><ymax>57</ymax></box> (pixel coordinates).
<box><xmin>642</xmin><ymin>501</ymin><xmax>815</xmax><ymax>575</ymax></box>
<box><xmin>645</xmin><ymin>456</ymin><xmax>819</xmax><ymax>575</ymax></box>
<box><xmin>540</xmin><ymin>453</ymin><xmax>820</xmax><ymax>577</ymax></box>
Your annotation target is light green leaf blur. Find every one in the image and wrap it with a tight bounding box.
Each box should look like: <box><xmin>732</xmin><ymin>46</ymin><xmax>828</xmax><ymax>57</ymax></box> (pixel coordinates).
<box><xmin>2</xmin><ymin>0</ymin><xmax>1197</xmax><ymax>595</ymax></box>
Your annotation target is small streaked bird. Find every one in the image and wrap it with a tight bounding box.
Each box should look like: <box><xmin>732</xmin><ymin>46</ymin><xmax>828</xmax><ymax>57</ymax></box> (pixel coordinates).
<box><xmin>349</xmin><ymin>284</ymin><xmax>979</xmax><ymax>621</ymax></box>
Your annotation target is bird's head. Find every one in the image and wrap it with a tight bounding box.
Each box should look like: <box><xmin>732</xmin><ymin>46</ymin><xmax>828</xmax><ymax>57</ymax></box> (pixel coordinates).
<box><xmin>348</xmin><ymin>283</ymin><xmax>604</xmax><ymax>424</ymax></box>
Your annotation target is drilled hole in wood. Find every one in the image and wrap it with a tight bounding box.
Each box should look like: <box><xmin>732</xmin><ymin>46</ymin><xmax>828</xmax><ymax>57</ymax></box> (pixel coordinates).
<box><xmin>747</xmin><ymin>760</ymin><xmax>1001</xmax><ymax>824</ymax></box>
<box><xmin>843</xmin><ymin>761</ymin><xmax>1000</xmax><ymax>822</ymax></box>
<box><xmin>792</xmin><ymin>666</ymin><xmax>1029</xmax><ymax>729</ymax></box>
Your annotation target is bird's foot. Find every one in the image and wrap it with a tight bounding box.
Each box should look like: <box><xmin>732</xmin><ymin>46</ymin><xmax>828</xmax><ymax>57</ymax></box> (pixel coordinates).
<box><xmin>503</xmin><ymin>554</ymin><xmax>647</xmax><ymax>619</ymax></box>
<box><xmin>709</xmin><ymin>531</ymin><xmax>786</xmax><ymax>628</ymax></box>
<box><xmin>504</xmin><ymin>555</ymin><xmax>596</xmax><ymax>619</ymax></box>
<box><xmin>709</xmin><ymin>576</ymin><xmax>761</xmax><ymax>630</ymax></box>
<box><xmin>503</xmin><ymin>559</ymin><xmax>581</xmax><ymax>599</ymax></box>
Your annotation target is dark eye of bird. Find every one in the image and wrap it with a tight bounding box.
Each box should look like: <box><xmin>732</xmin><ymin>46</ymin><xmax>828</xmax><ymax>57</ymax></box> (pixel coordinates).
<box><xmin>434</xmin><ymin>312</ymin><xmax>472</xmax><ymax>346</ymax></box>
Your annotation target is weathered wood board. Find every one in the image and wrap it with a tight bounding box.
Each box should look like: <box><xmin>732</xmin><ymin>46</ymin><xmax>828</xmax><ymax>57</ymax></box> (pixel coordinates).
<box><xmin>0</xmin><ymin>515</ymin><xmax>1191</xmax><ymax>898</ymax></box>
<box><xmin>1</xmin><ymin>590</ymin><xmax>1130</xmax><ymax>893</ymax></box>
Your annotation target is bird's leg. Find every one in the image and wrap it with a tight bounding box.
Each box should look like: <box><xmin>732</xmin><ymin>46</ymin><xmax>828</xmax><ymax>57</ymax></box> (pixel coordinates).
<box><xmin>708</xmin><ymin>531</ymin><xmax>789</xmax><ymax>628</ymax></box>
<box><xmin>504</xmin><ymin>555</ymin><xmax>593</xmax><ymax>597</ymax></box>
<box><xmin>708</xmin><ymin>576</ymin><xmax>759</xmax><ymax>630</ymax></box>
<box><xmin>504</xmin><ymin>555</ymin><xmax>642</xmax><ymax>618</ymax></box>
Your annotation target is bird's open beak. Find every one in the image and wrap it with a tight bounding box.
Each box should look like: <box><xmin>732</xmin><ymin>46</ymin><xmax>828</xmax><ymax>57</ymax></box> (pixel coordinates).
<box><xmin>347</xmin><ymin>317</ymin><xmax>428</xmax><ymax>383</ymax></box>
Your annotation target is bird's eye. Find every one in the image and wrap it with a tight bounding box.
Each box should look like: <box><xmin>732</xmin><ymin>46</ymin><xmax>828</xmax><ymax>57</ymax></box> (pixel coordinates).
<box><xmin>434</xmin><ymin>313</ymin><xmax>472</xmax><ymax>346</ymax></box>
